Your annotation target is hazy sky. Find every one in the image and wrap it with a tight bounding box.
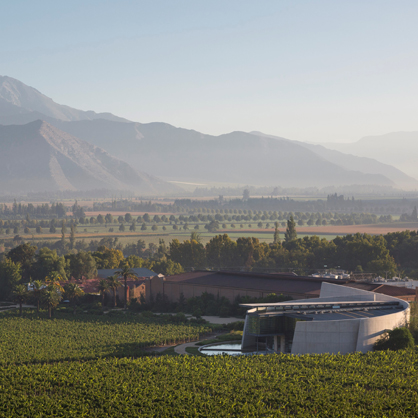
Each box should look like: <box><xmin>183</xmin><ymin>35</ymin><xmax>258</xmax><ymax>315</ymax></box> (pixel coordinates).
<box><xmin>2</xmin><ymin>0</ymin><xmax>418</xmax><ymax>142</ymax></box>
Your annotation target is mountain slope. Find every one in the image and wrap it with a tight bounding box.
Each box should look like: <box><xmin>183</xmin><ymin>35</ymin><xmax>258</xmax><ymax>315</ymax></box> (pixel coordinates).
<box><xmin>37</xmin><ymin>118</ymin><xmax>396</xmax><ymax>188</ymax></box>
<box><xmin>0</xmin><ymin>120</ymin><xmax>175</xmax><ymax>194</ymax></box>
<box><xmin>0</xmin><ymin>75</ymin><xmax>128</xmax><ymax>123</ymax></box>
<box><xmin>321</xmin><ymin>132</ymin><xmax>418</xmax><ymax>180</ymax></box>
<box><xmin>0</xmin><ymin>76</ymin><xmax>412</xmax><ymax>190</ymax></box>
<box><xmin>251</xmin><ymin>131</ymin><xmax>418</xmax><ymax>190</ymax></box>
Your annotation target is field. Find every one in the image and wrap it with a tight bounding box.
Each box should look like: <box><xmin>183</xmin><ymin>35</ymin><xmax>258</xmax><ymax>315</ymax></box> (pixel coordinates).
<box><xmin>1</xmin><ymin>350</ymin><xmax>418</xmax><ymax>416</ymax></box>
<box><xmin>6</xmin><ymin>220</ymin><xmax>418</xmax><ymax>249</ymax></box>
<box><xmin>0</xmin><ymin>311</ymin><xmax>210</xmax><ymax>365</ymax></box>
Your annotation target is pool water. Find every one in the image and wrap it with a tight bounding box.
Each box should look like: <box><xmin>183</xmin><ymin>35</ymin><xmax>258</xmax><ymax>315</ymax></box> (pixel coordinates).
<box><xmin>199</xmin><ymin>343</ymin><xmax>270</xmax><ymax>356</ymax></box>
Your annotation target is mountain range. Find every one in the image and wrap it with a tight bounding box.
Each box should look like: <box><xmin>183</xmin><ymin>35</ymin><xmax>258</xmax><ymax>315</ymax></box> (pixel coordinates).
<box><xmin>0</xmin><ymin>75</ymin><xmax>417</xmax><ymax>194</ymax></box>
<box><xmin>321</xmin><ymin>132</ymin><xmax>418</xmax><ymax>180</ymax></box>
<box><xmin>0</xmin><ymin>120</ymin><xmax>174</xmax><ymax>194</ymax></box>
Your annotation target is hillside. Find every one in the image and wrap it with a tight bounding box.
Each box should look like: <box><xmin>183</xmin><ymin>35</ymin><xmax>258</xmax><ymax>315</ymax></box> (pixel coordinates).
<box><xmin>41</xmin><ymin>119</ymin><xmax>395</xmax><ymax>188</ymax></box>
<box><xmin>0</xmin><ymin>76</ymin><xmax>414</xmax><ymax>190</ymax></box>
<box><xmin>251</xmin><ymin>131</ymin><xmax>418</xmax><ymax>190</ymax></box>
<box><xmin>0</xmin><ymin>75</ymin><xmax>128</xmax><ymax>123</ymax></box>
<box><xmin>322</xmin><ymin>131</ymin><xmax>418</xmax><ymax>180</ymax></box>
<box><xmin>0</xmin><ymin>120</ymin><xmax>176</xmax><ymax>194</ymax></box>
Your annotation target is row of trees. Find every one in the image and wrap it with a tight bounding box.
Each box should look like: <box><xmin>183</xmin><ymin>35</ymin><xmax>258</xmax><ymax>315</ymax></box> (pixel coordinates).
<box><xmin>169</xmin><ymin>220</ymin><xmax>416</xmax><ymax>277</ymax></box>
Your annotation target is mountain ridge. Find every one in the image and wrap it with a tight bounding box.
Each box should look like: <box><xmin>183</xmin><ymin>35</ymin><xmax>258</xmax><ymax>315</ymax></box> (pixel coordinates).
<box><xmin>0</xmin><ymin>76</ymin><xmax>415</xmax><ymax>191</ymax></box>
<box><xmin>0</xmin><ymin>75</ymin><xmax>129</xmax><ymax>123</ymax></box>
<box><xmin>0</xmin><ymin>120</ymin><xmax>176</xmax><ymax>194</ymax></box>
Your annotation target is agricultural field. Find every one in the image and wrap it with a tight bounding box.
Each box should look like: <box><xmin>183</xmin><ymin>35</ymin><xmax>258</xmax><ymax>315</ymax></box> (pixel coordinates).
<box><xmin>5</xmin><ymin>220</ymin><xmax>418</xmax><ymax>249</ymax></box>
<box><xmin>0</xmin><ymin>311</ymin><xmax>210</xmax><ymax>365</ymax></box>
<box><xmin>1</xmin><ymin>349</ymin><xmax>418</xmax><ymax>416</ymax></box>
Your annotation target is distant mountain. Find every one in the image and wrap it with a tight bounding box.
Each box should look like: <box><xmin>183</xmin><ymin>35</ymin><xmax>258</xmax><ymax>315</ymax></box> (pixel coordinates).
<box><xmin>251</xmin><ymin>131</ymin><xmax>418</xmax><ymax>190</ymax></box>
<box><xmin>0</xmin><ymin>120</ymin><xmax>176</xmax><ymax>194</ymax></box>
<box><xmin>0</xmin><ymin>75</ymin><xmax>128</xmax><ymax>124</ymax></box>
<box><xmin>36</xmin><ymin>118</ymin><xmax>396</xmax><ymax>188</ymax></box>
<box><xmin>0</xmin><ymin>75</ymin><xmax>414</xmax><ymax>191</ymax></box>
<box><xmin>320</xmin><ymin>132</ymin><xmax>418</xmax><ymax>180</ymax></box>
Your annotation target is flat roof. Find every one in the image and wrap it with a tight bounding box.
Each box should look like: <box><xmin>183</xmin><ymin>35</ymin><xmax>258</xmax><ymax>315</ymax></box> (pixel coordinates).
<box><xmin>165</xmin><ymin>271</ymin><xmax>349</xmax><ymax>296</ymax></box>
<box><xmin>244</xmin><ymin>300</ymin><xmax>404</xmax><ymax>323</ymax></box>
<box><xmin>240</xmin><ymin>300</ymin><xmax>398</xmax><ymax>308</ymax></box>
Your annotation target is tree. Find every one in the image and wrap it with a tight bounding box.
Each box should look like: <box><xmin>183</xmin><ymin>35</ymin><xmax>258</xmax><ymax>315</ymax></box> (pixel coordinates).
<box><xmin>115</xmin><ymin>264</ymin><xmax>138</xmax><ymax>310</ymax></box>
<box><xmin>205</xmin><ymin>220</ymin><xmax>219</xmax><ymax>233</ymax></box>
<box><xmin>107</xmin><ymin>274</ymin><xmax>122</xmax><ymax>308</ymax></box>
<box><xmin>285</xmin><ymin>216</ymin><xmax>297</xmax><ymax>243</ymax></box>
<box><xmin>412</xmin><ymin>206</ymin><xmax>418</xmax><ymax>221</ymax></box>
<box><xmin>32</xmin><ymin>280</ymin><xmax>44</xmax><ymax>312</ymax></box>
<box><xmin>97</xmin><ymin>279</ymin><xmax>109</xmax><ymax>310</ymax></box>
<box><xmin>273</xmin><ymin>222</ymin><xmax>280</xmax><ymax>244</ymax></box>
<box><xmin>32</xmin><ymin>248</ymin><xmax>68</xmax><ymax>282</ymax></box>
<box><xmin>12</xmin><ymin>284</ymin><xmax>28</xmax><ymax>316</ymax></box>
<box><xmin>7</xmin><ymin>243</ymin><xmax>37</xmax><ymax>281</ymax></box>
<box><xmin>42</xmin><ymin>283</ymin><xmax>62</xmax><ymax>319</ymax></box>
<box><xmin>206</xmin><ymin>234</ymin><xmax>237</xmax><ymax>269</ymax></box>
<box><xmin>105</xmin><ymin>213</ymin><xmax>114</xmax><ymax>224</ymax></box>
<box><xmin>93</xmin><ymin>246</ymin><xmax>124</xmax><ymax>269</ymax></box>
<box><xmin>97</xmin><ymin>214</ymin><xmax>105</xmax><ymax>225</ymax></box>
<box><xmin>373</xmin><ymin>327</ymin><xmax>414</xmax><ymax>351</ymax></box>
<box><xmin>61</xmin><ymin>220</ymin><xmax>66</xmax><ymax>250</ymax></box>
<box><xmin>0</xmin><ymin>259</ymin><xmax>22</xmax><ymax>300</ymax></box>
<box><xmin>243</xmin><ymin>189</ymin><xmax>250</xmax><ymax>201</ymax></box>
<box><xmin>125</xmin><ymin>213</ymin><xmax>133</xmax><ymax>223</ymax></box>
<box><xmin>68</xmin><ymin>251</ymin><xmax>97</xmax><ymax>281</ymax></box>
<box><xmin>190</xmin><ymin>232</ymin><xmax>201</xmax><ymax>243</ymax></box>
<box><xmin>151</xmin><ymin>258</ymin><xmax>184</xmax><ymax>276</ymax></box>
<box><xmin>64</xmin><ymin>283</ymin><xmax>84</xmax><ymax>314</ymax></box>
<box><xmin>69</xmin><ymin>224</ymin><xmax>76</xmax><ymax>250</ymax></box>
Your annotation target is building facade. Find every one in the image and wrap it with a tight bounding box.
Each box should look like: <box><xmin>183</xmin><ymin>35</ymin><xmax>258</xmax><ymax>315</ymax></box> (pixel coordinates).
<box><xmin>240</xmin><ymin>282</ymin><xmax>410</xmax><ymax>355</ymax></box>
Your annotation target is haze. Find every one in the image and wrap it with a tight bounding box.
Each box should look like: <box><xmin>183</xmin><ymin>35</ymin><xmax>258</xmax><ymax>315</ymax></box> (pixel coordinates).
<box><xmin>2</xmin><ymin>0</ymin><xmax>418</xmax><ymax>143</ymax></box>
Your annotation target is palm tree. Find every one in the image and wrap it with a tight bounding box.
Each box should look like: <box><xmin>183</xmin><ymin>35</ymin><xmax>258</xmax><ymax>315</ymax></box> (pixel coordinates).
<box><xmin>97</xmin><ymin>279</ymin><xmax>109</xmax><ymax>310</ymax></box>
<box><xmin>12</xmin><ymin>284</ymin><xmax>28</xmax><ymax>316</ymax></box>
<box><xmin>63</xmin><ymin>283</ymin><xmax>84</xmax><ymax>314</ymax></box>
<box><xmin>45</xmin><ymin>271</ymin><xmax>65</xmax><ymax>292</ymax></box>
<box><xmin>32</xmin><ymin>280</ymin><xmax>44</xmax><ymax>312</ymax></box>
<box><xmin>107</xmin><ymin>275</ymin><xmax>122</xmax><ymax>308</ymax></box>
<box><xmin>42</xmin><ymin>284</ymin><xmax>62</xmax><ymax>319</ymax></box>
<box><xmin>115</xmin><ymin>264</ymin><xmax>138</xmax><ymax>310</ymax></box>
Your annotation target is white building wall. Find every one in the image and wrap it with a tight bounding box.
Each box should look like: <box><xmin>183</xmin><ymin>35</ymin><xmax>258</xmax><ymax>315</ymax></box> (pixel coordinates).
<box><xmin>241</xmin><ymin>282</ymin><xmax>410</xmax><ymax>354</ymax></box>
<box><xmin>291</xmin><ymin>283</ymin><xmax>410</xmax><ymax>354</ymax></box>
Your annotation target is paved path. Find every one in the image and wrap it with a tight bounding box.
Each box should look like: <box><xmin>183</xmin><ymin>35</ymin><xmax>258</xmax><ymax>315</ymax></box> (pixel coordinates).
<box><xmin>0</xmin><ymin>304</ymin><xmax>36</xmax><ymax>312</ymax></box>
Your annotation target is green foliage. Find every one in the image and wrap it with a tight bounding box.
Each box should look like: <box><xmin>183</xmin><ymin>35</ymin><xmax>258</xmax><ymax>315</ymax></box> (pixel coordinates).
<box><xmin>67</xmin><ymin>251</ymin><xmax>97</xmax><ymax>280</ymax></box>
<box><xmin>285</xmin><ymin>215</ymin><xmax>297</xmax><ymax>243</ymax></box>
<box><xmin>1</xmin><ymin>351</ymin><xmax>418</xmax><ymax>416</ymax></box>
<box><xmin>0</xmin><ymin>258</ymin><xmax>22</xmax><ymax>300</ymax></box>
<box><xmin>32</xmin><ymin>247</ymin><xmax>68</xmax><ymax>281</ymax></box>
<box><xmin>373</xmin><ymin>327</ymin><xmax>415</xmax><ymax>351</ymax></box>
<box><xmin>0</xmin><ymin>311</ymin><xmax>210</xmax><ymax>365</ymax></box>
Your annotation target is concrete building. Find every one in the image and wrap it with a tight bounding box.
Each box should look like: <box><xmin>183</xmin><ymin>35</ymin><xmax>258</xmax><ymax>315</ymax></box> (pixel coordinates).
<box><xmin>141</xmin><ymin>271</ymin><xmax>416</xmax><ymax>305</ymax></box>
<box><xmin>240</xmin><ymin>282</ymin><xmax>410</xmax><ymax>355</ymax></box>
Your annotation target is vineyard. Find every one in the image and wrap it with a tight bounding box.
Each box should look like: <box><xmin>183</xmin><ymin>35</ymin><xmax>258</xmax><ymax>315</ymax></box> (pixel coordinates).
<box><xmin>1</xmin><ymin>351</ymin><xmax>418</xmax><ymax>416</ymax></box>
<box><xmin>0</xmin><ymin>311</ymin><xmax>210</xmax><ymax>365</ymax></box>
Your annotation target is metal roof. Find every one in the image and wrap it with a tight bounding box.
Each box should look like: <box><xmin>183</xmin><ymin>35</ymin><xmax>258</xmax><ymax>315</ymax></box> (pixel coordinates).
<box><xmin>165</xmin><ymin>271</ymin><xmax>343</xmax><ymax>295</ymax></box>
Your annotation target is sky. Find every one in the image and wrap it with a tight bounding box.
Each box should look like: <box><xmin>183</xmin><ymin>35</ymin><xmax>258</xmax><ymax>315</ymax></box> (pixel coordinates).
<box><xmin>2</xmin><ymin>0</ymin><xmax>418</xmax><ymax>143</ymax></box>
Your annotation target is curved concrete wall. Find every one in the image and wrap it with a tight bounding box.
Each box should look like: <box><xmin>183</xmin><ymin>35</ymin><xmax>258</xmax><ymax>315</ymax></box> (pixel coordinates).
<box><xmin>241</xmin><ymin>282</ymin><xmax>410</xmax><ymax>354</ymax></box>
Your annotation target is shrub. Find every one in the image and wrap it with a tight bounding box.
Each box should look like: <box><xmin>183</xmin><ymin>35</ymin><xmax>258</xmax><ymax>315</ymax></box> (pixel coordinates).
<box><xmin>373</xmin><ymin>327</ymin><xmax>415</xmax><ymax>351</ymax></box>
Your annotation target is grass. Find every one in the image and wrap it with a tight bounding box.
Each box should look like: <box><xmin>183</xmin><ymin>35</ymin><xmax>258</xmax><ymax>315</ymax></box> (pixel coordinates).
<box><xmin>160</xmin><ymin>346</ymin><xmax>180</xmax><ymax>356</ymax></box>
<box><xmin>196</xmin><ymin>331</ymin><xmax>243</xmax><ymax>346</ymax></box>
<box><xmin>185</xmin><ymin>346</ymin><xmax>205</xmax><ymax>356</ymax></box>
